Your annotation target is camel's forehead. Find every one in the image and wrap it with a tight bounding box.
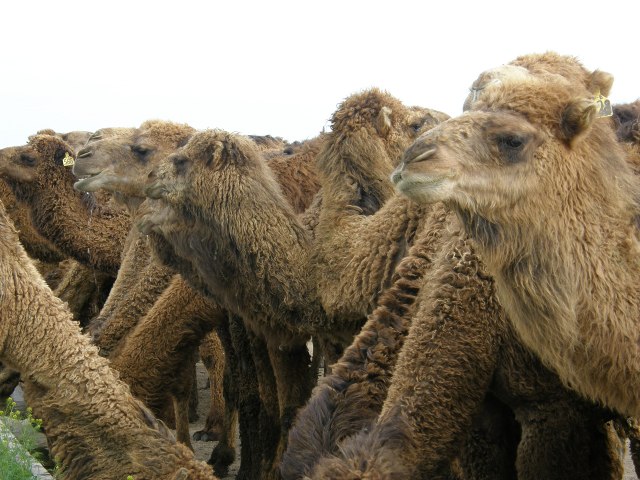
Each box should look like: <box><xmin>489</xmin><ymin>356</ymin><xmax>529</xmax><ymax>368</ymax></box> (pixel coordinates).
<box><xmin>464</xmin><ymin>65</ymin><xmax>531</xmax><ymax>108</ymax></box>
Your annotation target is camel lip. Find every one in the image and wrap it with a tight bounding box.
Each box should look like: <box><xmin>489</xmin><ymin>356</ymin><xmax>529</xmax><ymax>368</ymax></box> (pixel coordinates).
<box><xmin>144</xmin><ymin>182</ymin><xmax>168</xmax><ymax>200</ymax></box>
<box><xmin>73</xmin><ymin>174</ymin><xmax>101</xmax><ymax>192</ymax></box>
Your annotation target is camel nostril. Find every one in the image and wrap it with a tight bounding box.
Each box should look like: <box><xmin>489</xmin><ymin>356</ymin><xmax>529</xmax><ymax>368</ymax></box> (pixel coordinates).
<box><xmin>76</xmin><ymin>148</ymin><xmax>92</xmax><ymax>159</ymax></box>
<box><xmin>147</xmin><ymin>170</ymin><xmax>157</xmax><ymax>181</ymax></box>
<box><xmin>403</xmin><ymin>143</ymin><xmax>437</xmax><ymax>165</ymax></box>
<box><xmin>390</xmin><ymin>166</ymin><xmax>404</xmax><ymax>185</ymax></box>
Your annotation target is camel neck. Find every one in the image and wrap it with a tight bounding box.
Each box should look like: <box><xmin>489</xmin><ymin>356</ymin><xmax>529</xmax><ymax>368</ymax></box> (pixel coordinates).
<box><xmin>24</xmin><ymin>174</ymin><xmax>128</xmax><ymax>275</ymax></box>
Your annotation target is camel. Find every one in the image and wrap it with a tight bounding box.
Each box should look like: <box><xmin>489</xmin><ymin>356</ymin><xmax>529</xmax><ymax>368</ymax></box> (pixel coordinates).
<box><xmin>135</xmin><ymin>92</ymin><xmax>453</xmax><ymax>477</ymax></box>
<box><xmin>0</xmin><ymin>133</ymin><xmax>130</xmax><ymax>275</ymax></box>
<box><xmin>0</xmin><ymin>200</ymin><xmax>217</xmax><ymax>480</ymax></box>
<box><xmin>292</xmin><ymin>206</ymin><xmax>627</xmax><ymax>480</ymax></box>
<box><xmin>73</xmin><ymin>120</ymin><xmax>288</xmax><ymax>475</ymax></box>
<box><xmin>0</xmin><ymin>127</ymin><xmax>224</xmax><ymax>453</ymax></box>
<box><xmin>137</xmin><ymin>129</ymin><xmax>334</xmax><ymax>478</ymax></box>
<box><xmin>281</xmin><ymin>87</ymin><xmax>629</xmax><ymax>479</ymax></box>
<box><xmin>394</xmin><ymin>52</ymin><xmax>640</xmax><ymax>419</ymax></box>
<box><xmin>80</xmin><ymin>122</ymin><xmax>324</xmax><ymax>478</ymax></box>
<box><xmin>71</xmin><ymin>121</ymin><xmax>226</xmax><ymax>449</ymax></box>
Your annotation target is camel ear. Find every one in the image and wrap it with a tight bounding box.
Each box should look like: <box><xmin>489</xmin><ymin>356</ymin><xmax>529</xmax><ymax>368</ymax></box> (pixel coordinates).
<box><xmin>560</xmin><ymin>98</ymin><xmax>598</xmax><ymax>145</ymax></box>
<box><xmin>376</xmin><ymin>106</ymin><xmax>392</xmax><ymax>137</ymax></box>
<box><xmin>208</xmin><ymin>141</ymin><xmax>224</xmax><ymax>166</ymax></box>
<box><xmin>588</xmin><ymin>70</ymin><xmax>614</xmax><ymax>97</ymax></box>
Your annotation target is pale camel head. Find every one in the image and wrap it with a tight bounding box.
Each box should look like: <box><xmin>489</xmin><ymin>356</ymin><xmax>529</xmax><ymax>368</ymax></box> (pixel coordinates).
<box><xmin>73</xmin><ymin>121</ymin><xmax>193</xmax><ymax>199</ymax></box>
<box><xmin>392</xmin><ymin>53</ymin><xmax>630</xmax><ymax>246</ymax></box>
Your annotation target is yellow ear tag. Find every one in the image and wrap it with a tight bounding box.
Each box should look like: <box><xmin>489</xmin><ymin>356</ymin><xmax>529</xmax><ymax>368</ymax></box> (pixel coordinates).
<box><xmin>62</xmin><ymin>152</ymin><xmax>75</xmax><ymax>167</ymax></box>
<box><xmin>594</xmin><ymin>93</ymin><xmax>613</xmax><ymax>118</ymax></box>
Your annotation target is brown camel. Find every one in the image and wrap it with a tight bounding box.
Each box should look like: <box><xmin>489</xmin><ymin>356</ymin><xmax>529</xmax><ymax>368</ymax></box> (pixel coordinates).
<box><xmin>73</xmin><ymin>120</ymin><xmax>302</xmax><ymax>475</ymax></box>
<box><xmin>80</xmin><ymin>122</ymin><xmax>324</xmax><ymax>478</ymax></box>
<box><xmin>0</xmin><ymin>200</ymin><xmax>217</xmax><ymax>480</ymax></box>
<box><xmin>294</xmin><ymin>206</ymin><xmax>626</xmax><ymax>480</ymax></box>
<box><xmin>137</xmin><ymin>92</ymin><xmax>449</xmax><ymax>477</ymax></box>
<box><xmin>72</xmin><ymin>121</ymin><xmax>224</xmax><ymax>451</ymax></box>
<box><xmin>395</xmin><ymin>52</ymin><xmax>640</xmax><ymax>419</ymax></box>
<box><xmin>281</xmin><ymin>87</ymin><xmax>628</xmax><ymax>479</ymax></box>
<box><xmin>0</xmin><ymin>133</ymin><xmax>130</xmax><ymax>275</ymax></box>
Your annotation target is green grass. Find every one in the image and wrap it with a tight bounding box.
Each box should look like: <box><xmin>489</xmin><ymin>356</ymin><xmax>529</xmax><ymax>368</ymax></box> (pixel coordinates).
<box><xmin>0</xmin><ymin>397</ymin><xmax>44</xmax><ymax>479</ymax></box>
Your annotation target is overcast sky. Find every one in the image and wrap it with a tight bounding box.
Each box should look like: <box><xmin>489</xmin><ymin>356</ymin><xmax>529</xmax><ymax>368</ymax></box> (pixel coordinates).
<box><xmin>2</xmin><ymin>1</ymin><xmax>638</xmax><ymax>147</ymax></box>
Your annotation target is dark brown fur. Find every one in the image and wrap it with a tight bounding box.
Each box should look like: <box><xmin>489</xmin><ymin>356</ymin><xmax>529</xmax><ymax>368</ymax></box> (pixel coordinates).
<box><xmin>0</xmin><ymin>201</ymin><xmax>217</xmax><ymax>480</ymax></box>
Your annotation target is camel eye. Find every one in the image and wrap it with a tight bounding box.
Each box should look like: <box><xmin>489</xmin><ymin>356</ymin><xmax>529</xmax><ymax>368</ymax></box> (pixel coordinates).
<box><xmin>20</xmin><ymin>154</ymin><xmax>36</xmax><ymax>166</ymax></box>
<box><xmin>497</xmin><ymin>135</ymin><xmax>524</xmax><ymax>150</ymax></box>
<box><xmin>410</xmin><ymin>122</ymin><xmax>423</xmax><ymax>133</ymax></box>
<box><xmin>495</xmin><ymin>134</ymin><xmax>528</xmax><ymax>164</ymax></box>
<box><xmin>131</xmin><ymin>145</ymin><xmax>151</xmax><ymax>162</ymax></box>
<box><xmin>172</xmin><ymin>156</ymin><xmax>189</xmax><ymax>174</ymax></box>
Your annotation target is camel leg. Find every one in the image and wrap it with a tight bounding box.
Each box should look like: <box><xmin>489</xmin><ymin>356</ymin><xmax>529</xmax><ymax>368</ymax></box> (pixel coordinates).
<box><xmin>173</xmin><ymin>394</ymin><xmax>194</xmax><ymax>451</ymax></box>
<box><xmin>194</xmin><ymin>331</ymin><xmax>225</xmax><ymax>441</ymax></box>
<box><xmin>188</xmin><ymin>360</ymin><xmax>199</xmax><ymax>422</ymax></box>
<box><xmin>245</xmin><ymin>330</ymin><xmax>281</xmax><ymax>477</ymax></box>
<box><xmin>207</xmin><ymin>317</ymin><xmax>238</xmax><ymax>476</ymax></box>
<box><xmin>222</xmin><ymin>314</ymin><xmax>263</xmax><ymax>480</ymax></box>
<box><xmin>267</xmin><ymin>340</ymin><xmax>315</xmax><ymax>480</ymax></box>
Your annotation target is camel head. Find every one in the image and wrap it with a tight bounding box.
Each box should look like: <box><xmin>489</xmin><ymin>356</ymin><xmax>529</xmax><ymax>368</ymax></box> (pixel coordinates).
<box><xmin>392</xmin><ymin>53</ymin><xmax>629</xmax><ymax>247</ymax></box>
<box><xmin>35</xmin><ymin>129</ymin><xmax>93</xmax><ymax>153</ymax></box>
<box><xmin>0</xmin><ymin>134</ymin><xmax>76</xmax><ymax>192</ymax></box>
<box><xmin>144</xmin><ymin>129</ymin><xmax>267</xmax><ymax>210</ymax></box>
<box><xmin>73</xmin><ymin>121</ymin><xmax>194</xmax><ymax>200</ymax></box>
<box><xmin>317</xmin><ymin>88</ymin><xmax>448</xmax><ymax>214</ymax></box>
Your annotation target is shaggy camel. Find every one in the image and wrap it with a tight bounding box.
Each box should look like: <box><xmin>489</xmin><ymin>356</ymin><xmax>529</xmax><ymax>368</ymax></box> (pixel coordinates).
<box><xmin>73</xmin><ymin>120</ymin><xmax>297</xmax><ymax>473</ymax></box>
<box><xmin>291</xmin><ymin>206</ymin><xmax>626</xmax><ymax>480</ymax></box>
<box><xmin>138</xmin><ymin>93</ymin><xmax>449</xmax><ymax>477</ymax></box>
<box><xmin>0</xmin><ymin>133</ymin><xmax>130</xmax><ymax>275</ymax></box>
<box><xmin>139</xmin><ymin>130</ymin><xmax>331</xmax><ymax>478</ymax></box>
<box><xmin>282</xmin><ymin>87</ymin><xmax>628</xmax><ymax>479</ymax></box>
<box><xmin>394</xmin><ymin>52</ymin><xmax>640</xmax><ymax>419</ymax></box>
<box><xmin>0</xmin><ymin>201</ymin><xmax>217</xmax><ymax>480</ymax></box>
<box><xmin>0</xmin><ymin>125</ymin><xmax>218</xmax><ymax>452</ymax></box>
<box><xmin>79</xmin><ymin>121</ymin><xmax>324</xmax><ymax>478</ymax></box>
<box><xmin>72</xmin><ymin>121</ymin><xmax>222</xmax><ymax>450</ymax></box>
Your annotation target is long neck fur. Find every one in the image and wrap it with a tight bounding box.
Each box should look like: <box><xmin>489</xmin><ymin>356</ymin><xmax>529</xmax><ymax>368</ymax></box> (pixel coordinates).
<box><xmin>313</xmin><ymin>126</ymin><xmax>432</xmax><ymax>321</ymax></box>
<box><xmin>10</xmin><ymin>166</ymin><xmax>129</xmax><ymax>275</ymax></box>
<box><xmin>461</xmin><ymin>124</ymin><xmax>640</xmax><ymax>416</ymax></box>
<box><xmin>164</xmin><ymin>164</ymin><xmax>325</xmax><ymax>342</ymax></box>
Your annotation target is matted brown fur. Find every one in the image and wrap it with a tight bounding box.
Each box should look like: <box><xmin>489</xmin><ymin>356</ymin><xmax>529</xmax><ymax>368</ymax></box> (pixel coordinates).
<box><xmin>137</xmin><ymin>91</ymin><xmax>449</xmax><ymax>478</ymax></box>
<box><xmin>0</xmin><ymin>202</ymin><xmax>217</xmax><ymax>480</ymax></box>
<box><xmin>79</xmin><ymin>120</ymin><xmax>323</xmax><ymax>478</ymax></box>
<box><xmin>312</xmin><ymin>90</ymin><xmax>448</xmax><ymax>330</ymax></box>
<box><xmin>76</xmin><ymin>121</ymin><xmax>229</xmax><ymax>451</ymax></box>
<box><xmin>284</xmin><ymin>89</ymin><xmax>626</xmax><ymax>478</ymax></box>
<box><xmin>0</xmin><ymin>134</ymin><xmax>131</xmax><ymax>275</ymax></box>
<box><xmin>140</xmin><ymin>130</ymin><xmax>324</xmax><ymax>479</ymax></box>
<box><xmin>396</xmin><ymin>52</ymin><xmax>640</xmax><ymax>418</ymax></box>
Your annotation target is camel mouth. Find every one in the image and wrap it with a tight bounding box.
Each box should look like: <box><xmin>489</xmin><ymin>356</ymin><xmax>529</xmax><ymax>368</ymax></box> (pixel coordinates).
<box><xmin>394</xmin><ymin>173</ymin><xmax>454</xmax><ymax>204</ymax></box>
<box><xmin>73</xmin><ymin>174</ymin><xmax>101</xmax><ymax>192</ymax></box>
<box><xmin>145</xmin><ymin>182</ymin><xmax>169</xmax><ymax>200</ymax></box>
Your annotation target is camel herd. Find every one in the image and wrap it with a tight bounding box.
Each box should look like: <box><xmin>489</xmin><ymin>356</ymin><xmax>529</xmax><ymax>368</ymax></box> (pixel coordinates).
<box><xmin>0</xmin><ymin>52</ymin><xmax>639</xmax><ymax>479</ymax></box>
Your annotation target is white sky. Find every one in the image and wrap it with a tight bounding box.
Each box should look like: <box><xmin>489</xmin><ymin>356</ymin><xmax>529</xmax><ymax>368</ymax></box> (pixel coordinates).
<box><xmin>2</xmin><ymin>1</ymin><xmax>638</xmax><ymax>147</ymax></box>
